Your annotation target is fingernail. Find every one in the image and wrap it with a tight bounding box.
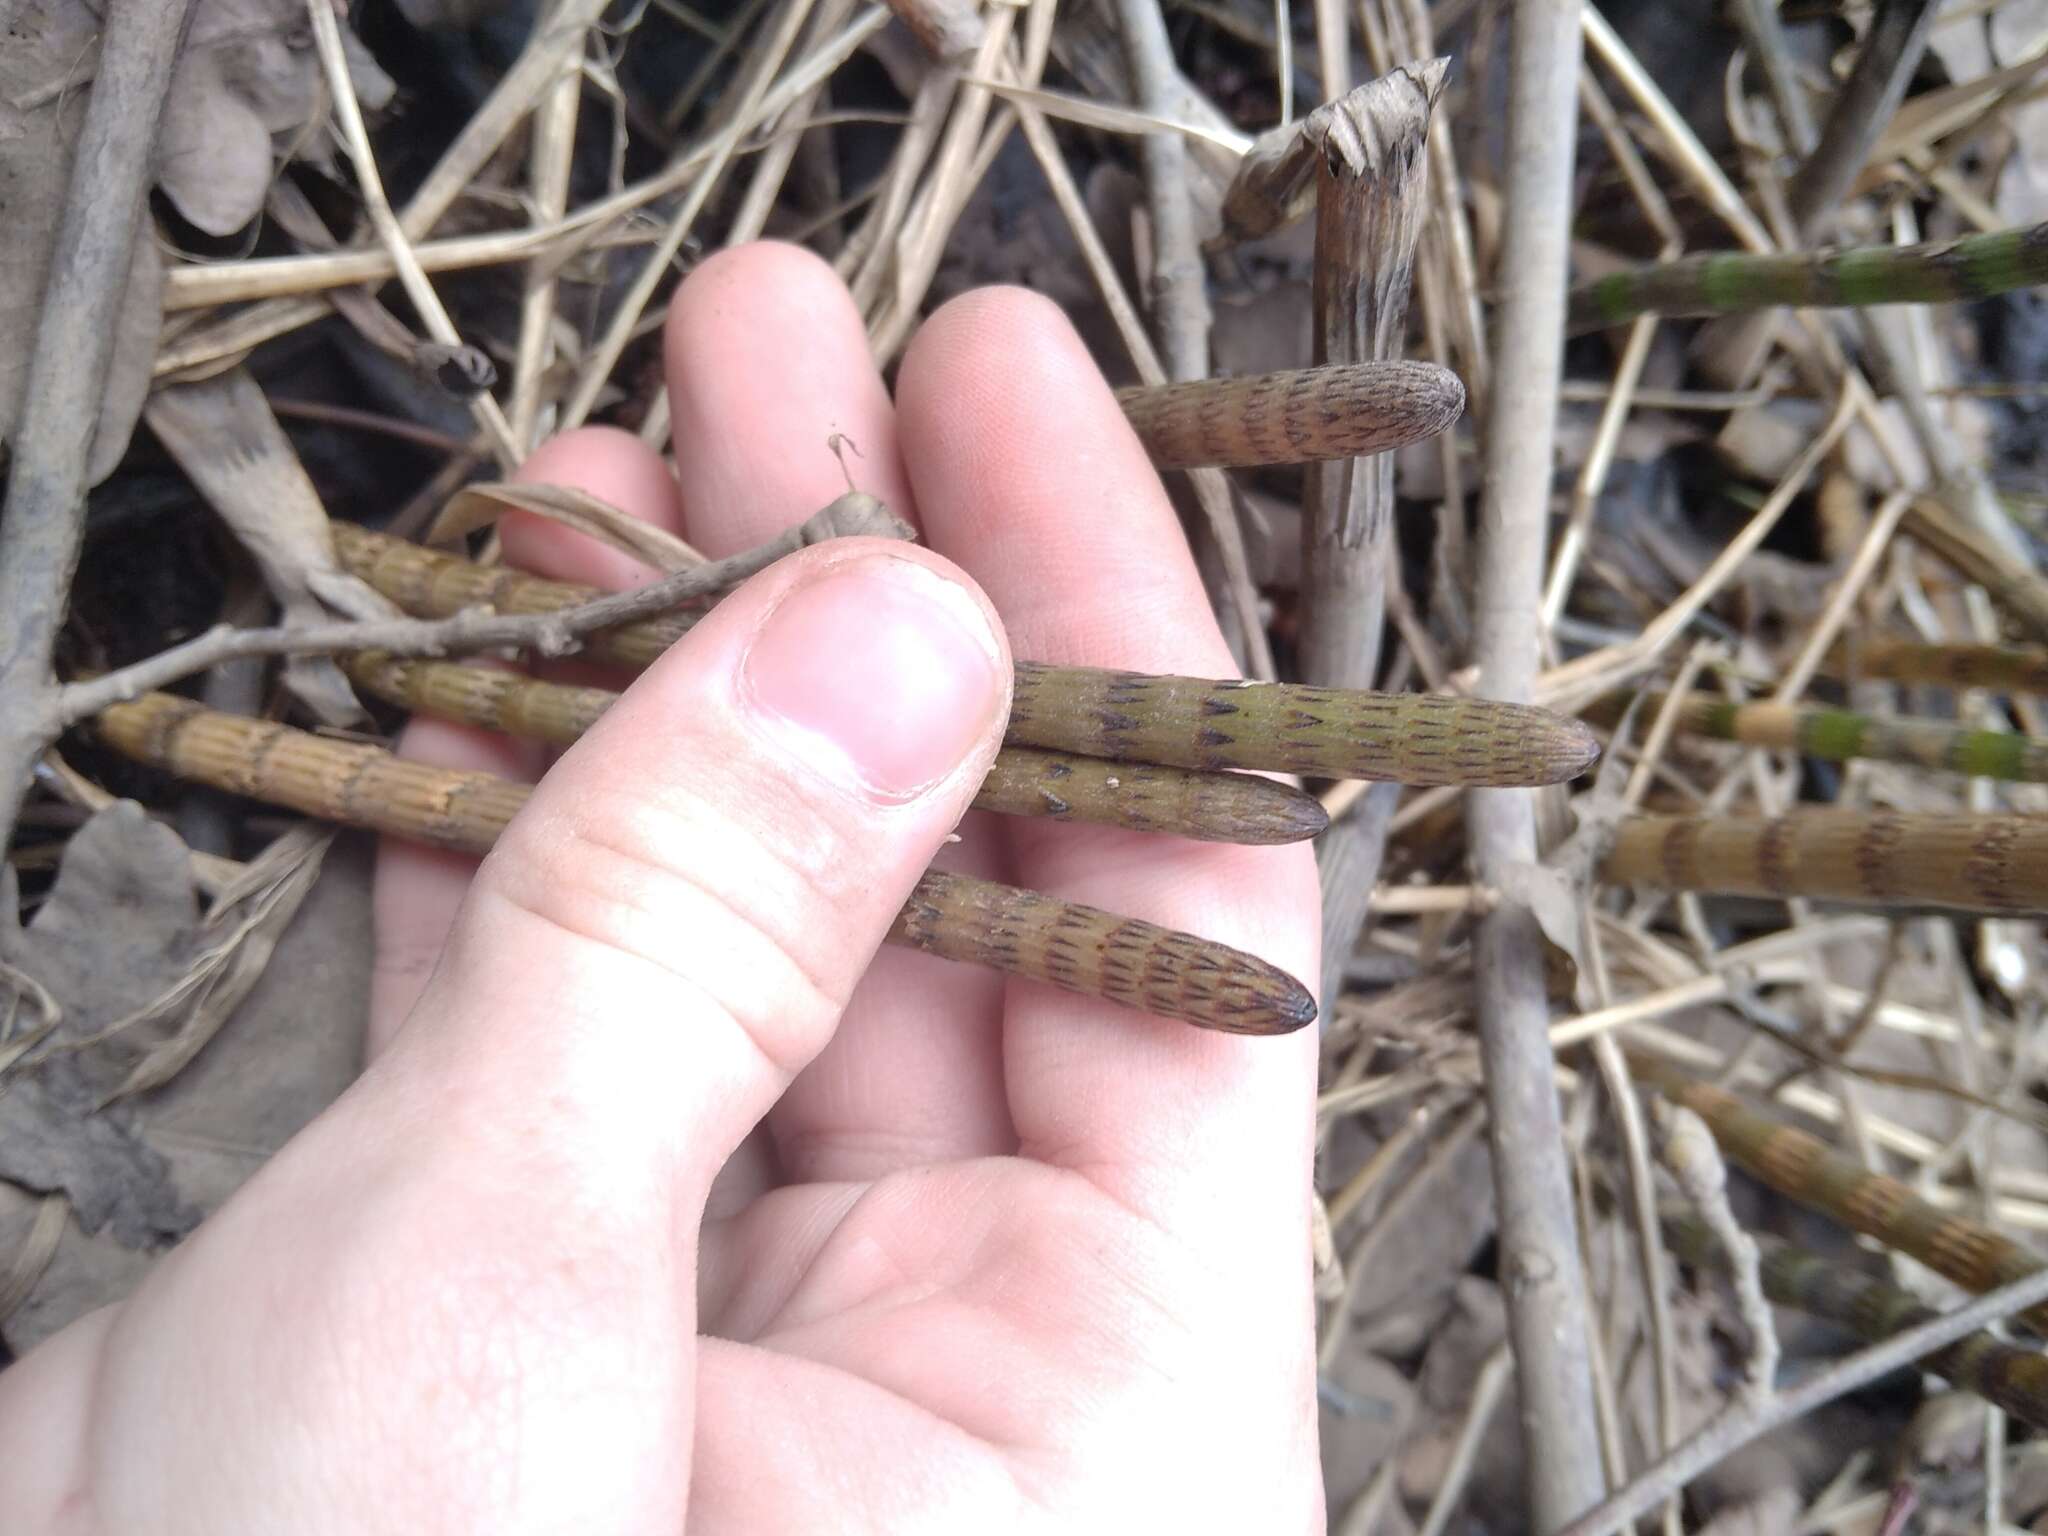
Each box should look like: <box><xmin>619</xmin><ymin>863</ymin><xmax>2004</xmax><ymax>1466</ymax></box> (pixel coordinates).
<box><xmin>741</xmin><ymin>554</ymin><xmax>1005</xmax><ymax>802</ymax></box>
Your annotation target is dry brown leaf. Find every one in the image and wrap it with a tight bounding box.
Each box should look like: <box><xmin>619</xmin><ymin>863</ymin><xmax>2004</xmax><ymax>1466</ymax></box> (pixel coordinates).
<box><xmin>1317</xmin><ymin>1342</ymin><xmax>1415</xmax><ymax>1518</ymax></box>
<box><xmin>0</xmin><ymin>817</ymin><xmax>368</xmax><ymax>1353</ymax></box>
<box><xmin>157</xmin><ymin>0</ymin><xmax>394</xmax><ymax>237</ymax></box>
<box><xmin>0</xmin><ymin>0</ymin><xmax>162</xmax><ymax>486</ymax></box>
<box><xmin>145</xmin><ymin>367</ymin><xmax>399</xmax><ymax>724</ymax></box>
<box><xmin>0</xmin><ymin>0</ymin><xmax>391</xmax><ymax>484</ymax></box>
<box><xmin>95</xmin><ymin>825</ymin><xmax>334</xmax><ymax>1105</ymax></box>
<box><xmin>432</xmin><ymin>481</ymin><xmax>706</xmax><ymax>573</ymax></box>
<box><xmin>0</xmin><ymin>804</ymin><xmax>205</xmax><ymax>1244</ymax></box>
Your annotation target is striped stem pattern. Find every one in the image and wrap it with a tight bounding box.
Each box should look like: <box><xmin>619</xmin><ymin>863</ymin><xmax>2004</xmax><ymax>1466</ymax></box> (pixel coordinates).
<box><xmin>344</xmin><ymin>651</ymin><xmax>1329</xmax><ymax>844</ymax></box>
<box><xmin>1664</xmin><ymin>1214</ymin><xmax>2048</xmax><ymax>1429</ymax></box>
<box><xmin>1829</xmin><ymin>638</ymin><xmax>2048</xmax><ymax>696</ymax></box>
<box><xmin>93</xmin><ymin>692</ymin><xmax>1317</xmax><ymax>1034</ymax></box>
<box><xmin>1601</xmin><ymin>811</ymin><xmax>2048</xmax><ymax>913</ymax></box>
<box><xmin>331</xmin><ymin>521</ymin><xmax>696</xmax><ymax>671</ymax></box>
<box><xmin>1662</xmin><ymin>694</ymin><xmax>2048</xmax><ymax>783</ymax></box>
<box><xmin>1112</xmin><ymin>359</ymin><xmax>1464</xmax><ymax>468</ymax></box>
<box><xmin>1630</xmin><ymin>1055</ymin><xmax>2048</xmax><ymax>1337</ymax></box>
<box><xmin>1567</xmin><ymin>220</ymin><xmax>2048</xmax><ymax>335</ymax></box>
<box><xmin>1006</xmin><ymin>664</ymin><xmax>1599</xmax><ymax>785</ymax></box>
<box><xmin>332</xmin><ymin>525</ymin><xmax>1602</xmax><ymax>787</ymax></box>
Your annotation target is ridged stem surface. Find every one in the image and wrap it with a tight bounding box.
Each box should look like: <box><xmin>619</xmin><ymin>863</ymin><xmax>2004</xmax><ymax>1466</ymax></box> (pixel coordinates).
<box><xmin>344</xmin><ymin>651</ymin><xmax>1329</xmax><ymax>844</ymax></box>
<box><xmin>1829</xmin><ymin>638</ymin><xmax>2048</xmax><ymax>694</ymax></box>
<box><xmin>1664</xmin><ymin>1214</ymin><xmax>2048</xmax><ymax>1428</ymax></box>
<box><xmin>93</xmin><ymin>692</ymin><xmax>1317</xmax><ymax>1034</ymax></box>
<box><xmin>1602</xmin><ymin>811</ymin><xmax>2048</xmax><ymax>912</ymax></box>
<box><xmin>1113</xmin><ymin>360</ymin><xmax>1463</xmax><ymax>468</ymax></box>
<box><xmin>1568</xmin><ymin>222</ymin><xmax>2048</xmax><ymax>334</ymax></box>
<box><xmin>1631</xmin><ymin>1055</ymin><xmax>2048</xmax><ymax>1337</ymax></box>
<box><xmin>1663</xmin><ymin>694</ymin><xmax>2048</xmax><ymax>783</ymax></box>
<box><xmin>332</xmin><ymin>526</ymin><xmax>1602</xmax><ymax>787</ymax></box>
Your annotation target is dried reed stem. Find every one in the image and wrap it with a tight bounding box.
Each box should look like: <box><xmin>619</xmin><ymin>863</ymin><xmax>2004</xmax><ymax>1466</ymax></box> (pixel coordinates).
<box><xmin>1299</xmin><ymin>65</ymin><xmax>1443</xmax><ymax>694</ymax></box>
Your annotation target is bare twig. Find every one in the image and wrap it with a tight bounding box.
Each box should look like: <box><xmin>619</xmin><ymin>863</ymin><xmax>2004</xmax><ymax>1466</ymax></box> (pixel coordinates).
<box><xmin>1120</xmin><ymin>0</ymin><xmax>1213</xmax><ymax>380</ymax></box>
<box><xmin>1588</xmin><ymin>1033</ymin><xmax>1683</xmax><ymax>1508</ymax></box>
<box><xmin>0</xmin><ymin>0</ymin><xmax>196</xmax><ymax>851</ymax></box>
<box><xmin>1464</xmin><ymin>2</ymin><xmax>1608</xmax><ymax>1527</ymax></box>
<box><xmin>1552</xmin><ymin>1267</ymin><xmax>2048</xmax><ymax>1536</ymax></box>
<box><xmin>1730</xmin><ymin>0</ymin><xmax>1817</xmax><ymax>155</ymax></box>
<box><xmin>1663</xmin><ymin>1215</ymin><xmax>2048</xmax><ymax>1430</ymax></box>
<box><xmin>58</xmin><ymin>496</ymin><xmax>912</xmax><ymax>722</ymax></box>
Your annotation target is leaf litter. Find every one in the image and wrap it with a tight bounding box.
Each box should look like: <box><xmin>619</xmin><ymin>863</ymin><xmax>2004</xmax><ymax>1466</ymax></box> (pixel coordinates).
<box><xmin>3</xmin><ymin>1</ymin><xmax>2048</xmax><ymax>1527</ymax></box>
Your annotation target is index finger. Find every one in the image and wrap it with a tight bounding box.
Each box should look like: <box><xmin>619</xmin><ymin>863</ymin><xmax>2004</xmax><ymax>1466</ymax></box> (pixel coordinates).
<box><xmin>894</xmin><ymin>290</ymin><xmax>1321</xmax><ymax>1251</ymax></box>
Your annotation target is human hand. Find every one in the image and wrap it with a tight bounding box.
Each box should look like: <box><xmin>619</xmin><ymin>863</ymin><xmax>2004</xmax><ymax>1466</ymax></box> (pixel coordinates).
<box><xmin>0</xmin><ymin>243</ymin><xmax>1322</xmax><ymax>1531</ymax></box>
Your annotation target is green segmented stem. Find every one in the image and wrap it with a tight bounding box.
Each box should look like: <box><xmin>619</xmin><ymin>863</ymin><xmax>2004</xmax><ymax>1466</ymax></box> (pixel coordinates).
<box><xmin>1567</xmin><ymin>220</ymin><xmax>2048</xmax><ymax>335</ymax></box>
<box><xmin>1827</xmin><ymin>638</ymin><xmax>2048</xmax><ymax>695</ymax></box>
<box><xmin>1663</xmin><ymin>1214</ymin><xmax>2048</xmax><ymax>1429</ymax></box>
<box><xmin>91</xmin><ymin>692</ymin><xmax>1316</xmax><ymax>1035</ymax></box>
<box><xmin>343</xmin><ymin>652</ymin><xmax>1328</xmax><ymax>845</ymax></box>
<box><xmin>1630</xmin><ymin>1055</ymin><xmax>2048</xmax><ymax>1338</ymax></box>
<box><xmin>332</xmin><ymin>526</ymin><xmax>1601</xmax><ymax>788</ymax></box>
<box><xmin>1602</xmin><ymin>811</ymin><xmax>2048</xmax><ymax>913</ymax></box>
<box><xmin>1663</xmin><ymin>694</ymin><xmax>2048</xmax><ymax>783</ymax></box>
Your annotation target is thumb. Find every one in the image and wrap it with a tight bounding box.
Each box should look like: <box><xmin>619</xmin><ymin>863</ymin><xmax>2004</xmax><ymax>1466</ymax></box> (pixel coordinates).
<box><xmin>405</xmin><ymin>538</ymin><xmax>1011</xmax><ymax>1193</ymax></box>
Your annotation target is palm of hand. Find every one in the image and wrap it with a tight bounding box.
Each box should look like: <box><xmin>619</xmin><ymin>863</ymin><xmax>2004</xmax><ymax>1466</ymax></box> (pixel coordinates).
<box><xmin>0</xmin><ymin>245</ymin><xmax>1320</xmax><ymax>1533</ymax></box>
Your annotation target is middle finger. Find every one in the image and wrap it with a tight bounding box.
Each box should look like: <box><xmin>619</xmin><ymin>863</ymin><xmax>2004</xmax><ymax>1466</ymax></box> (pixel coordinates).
<box><xmin>664</xmin><ymin>240</ymin><xmax>1016</xmax><ymax>1184</ymax></box>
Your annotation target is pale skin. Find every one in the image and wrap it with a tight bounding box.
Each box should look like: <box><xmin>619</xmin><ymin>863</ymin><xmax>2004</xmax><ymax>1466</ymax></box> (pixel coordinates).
<box><xmin>0</xmin><ymin>244</ymin><xmax>1324</xmax><ymax>1531</ymax></box>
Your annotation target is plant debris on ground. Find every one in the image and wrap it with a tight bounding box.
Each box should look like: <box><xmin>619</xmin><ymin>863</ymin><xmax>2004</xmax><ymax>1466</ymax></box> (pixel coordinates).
<box><xmin>4</xmin><ymin>1</ymin><xmax>2048</xmax><ymax>1532</ymax></box>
